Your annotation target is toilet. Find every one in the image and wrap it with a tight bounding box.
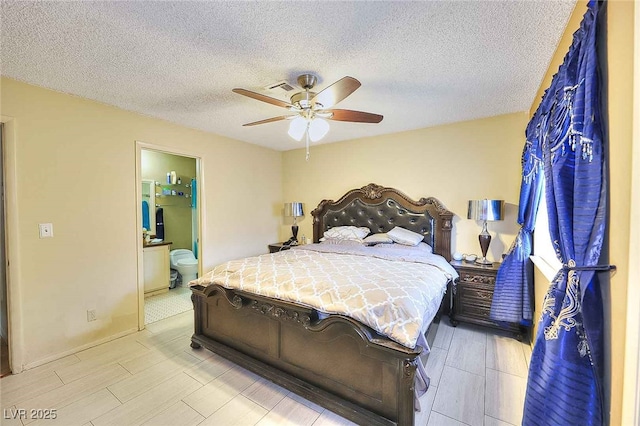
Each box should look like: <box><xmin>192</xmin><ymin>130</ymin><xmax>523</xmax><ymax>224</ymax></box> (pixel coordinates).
<box><xmin>169</xmin><ymin>249</ymin><xmax>198</xmax><ymax>285</ymax></box>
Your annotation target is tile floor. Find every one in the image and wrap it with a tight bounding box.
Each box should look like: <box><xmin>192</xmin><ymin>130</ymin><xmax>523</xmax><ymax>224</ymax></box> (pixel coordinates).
<box><xmin>144</xmin><ymin>286</ymin><xmax>193</xmax><ymax>325</ymax></box>
<box><xmin>0</xmin><ymin>310</ymin><xmax>531</xmax><ymax>426</ymax></box>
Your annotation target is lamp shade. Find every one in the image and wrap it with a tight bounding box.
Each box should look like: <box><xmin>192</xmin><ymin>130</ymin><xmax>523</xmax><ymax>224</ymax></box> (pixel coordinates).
<box><xmin>284</xmin><ymin>202</ymin><xmax>304</xmax><ymax>218</ymax></box>
<box><xmin>467</xmin><ymin>199</ymin><xmax>504</xmax><ymax>221</ymax></box>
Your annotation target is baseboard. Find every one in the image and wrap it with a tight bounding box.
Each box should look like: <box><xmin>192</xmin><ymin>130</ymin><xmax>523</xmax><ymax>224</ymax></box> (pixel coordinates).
<box><xmin>22</xmin><ymin>327</ymin><xmax>139</xmax><ymax>371</ymax></box>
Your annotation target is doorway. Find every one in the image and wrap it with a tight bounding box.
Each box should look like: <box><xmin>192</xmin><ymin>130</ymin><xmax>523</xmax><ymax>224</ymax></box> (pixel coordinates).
<box><xmin>135</xmin><ymin>142</ymin><xmax>202</xmax><ymax>329</ymax></box>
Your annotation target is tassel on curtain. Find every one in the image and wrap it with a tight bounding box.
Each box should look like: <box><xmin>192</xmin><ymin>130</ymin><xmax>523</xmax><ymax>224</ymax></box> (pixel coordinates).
<box><xmin>495</xmin><ymin>1</ymin><xmax>606</xmax><ymax>424</ymax></box>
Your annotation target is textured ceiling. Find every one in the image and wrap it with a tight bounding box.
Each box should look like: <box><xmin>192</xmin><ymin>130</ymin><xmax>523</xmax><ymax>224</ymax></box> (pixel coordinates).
<box><xmin>1</xmin><ymin>1</ymin><xmax>576</xmax><ymax>151</ymax></box>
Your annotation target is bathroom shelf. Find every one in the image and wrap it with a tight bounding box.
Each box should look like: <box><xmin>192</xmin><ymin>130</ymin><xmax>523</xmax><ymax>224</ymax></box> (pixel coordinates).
<box><xmin>155</xmin><ymin>203</ymin><xmax>192</xmax><ymax>208</ymax></box>
<box><xmin>155</xmin><ymin>182</ymin><xmax>191</xmax><ymax>188</ymax></box>
<box><xmin>155</xmin><ymin>193</ymin><xmax>191</xmax><ymax>198</ymax></box>
<box><xmin>153</xmin><ymin>177</ymin><xmax>194</xmax><ymax>207</ymax></box>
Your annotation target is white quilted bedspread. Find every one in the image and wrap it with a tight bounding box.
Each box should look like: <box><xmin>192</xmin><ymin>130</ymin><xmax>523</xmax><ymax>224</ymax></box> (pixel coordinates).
<box><xmin>192</xmin><ymin>244</ymin><xmax>456</xmax><ymax>349</ymax></box>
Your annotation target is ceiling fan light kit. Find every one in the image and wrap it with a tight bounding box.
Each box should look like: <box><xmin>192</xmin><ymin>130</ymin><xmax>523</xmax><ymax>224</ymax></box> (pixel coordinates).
<box><xmin>287</xmin><ymin>116</ymin><xmax>329</xmax><ymax>143</ymax></box>
<box><xmin>308</xmin><ymin>118</ymin><xmax>330</xmax><ymax>142</ymax></box>
<box><xmin>233</xmin><ymin>73</ymin><xmax>383</xmax><ymax>160</ymax></box>
<box><xmin>287</xmin><ymin>116</ymin><xmax>307</xmax><ymax>141</ymax></box>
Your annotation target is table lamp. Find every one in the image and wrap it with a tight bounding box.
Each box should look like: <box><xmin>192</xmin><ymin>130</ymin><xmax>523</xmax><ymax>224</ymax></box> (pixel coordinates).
<box><xmin>284</xmin><ymin>202</ymin><xmax>304</xmax><ymax>244</ymax></box>
<box><xmin>467</xmin><ymin>199</ymin><xmax>504</xmax><ymax>265</ymax></box>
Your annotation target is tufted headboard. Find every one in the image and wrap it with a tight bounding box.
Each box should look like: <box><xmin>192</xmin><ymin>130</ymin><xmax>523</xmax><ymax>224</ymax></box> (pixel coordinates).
<box><xmin>311</xmin><ymin>183</ymin><xmax>454</xmax><ymax>261</ymax></box>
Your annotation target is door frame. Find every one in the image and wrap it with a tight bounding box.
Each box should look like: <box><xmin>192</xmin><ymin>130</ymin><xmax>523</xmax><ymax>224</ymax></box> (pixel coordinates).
<box><xmin>135</xmin><ymin>141</ymin><xmax>204</xmax><ymax>330</ymax></box>
<box><xmin>622</xmin><ymin>3</ymin><xmax>640</xmax><ymax>423</ymax></box>
<box><xmin>1</xmin><ymin>116</ymin><xmax>23</xmax><ymax>373</ymax></box>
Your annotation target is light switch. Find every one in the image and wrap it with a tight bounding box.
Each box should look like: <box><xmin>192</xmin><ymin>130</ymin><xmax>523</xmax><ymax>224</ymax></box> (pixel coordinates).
<box><xmin>39</xmin><ymin>223</ymin><xmax>54</xmax><ymax>238</ymax></box>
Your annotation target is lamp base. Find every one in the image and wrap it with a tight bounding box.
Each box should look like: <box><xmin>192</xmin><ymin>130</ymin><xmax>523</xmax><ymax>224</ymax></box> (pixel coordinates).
<box><xmin>477</xmin><ymin>222</ymin><xmax>492</xmax><ymax>266</ymax></box>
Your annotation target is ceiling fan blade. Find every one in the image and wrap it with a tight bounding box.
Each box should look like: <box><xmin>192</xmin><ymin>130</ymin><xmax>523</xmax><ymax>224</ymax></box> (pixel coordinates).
<box><xmin>233</xmin><ymin>88</ymin><xmax>294</xmax><ymax>109</ymax></box>
<box><xmin>242</xmin><ymin>115</ymin><xmax>295</xmax><ymax>126</ymax></box>
<box><xmin>311</xmin><ymin>76</ymin><xmax>361</xmax><ymax>109</ymax></box>
<box><xmin>325</xmin><ymin>109</ymin><xmax>383</xmax><ymax>123</ymax></box>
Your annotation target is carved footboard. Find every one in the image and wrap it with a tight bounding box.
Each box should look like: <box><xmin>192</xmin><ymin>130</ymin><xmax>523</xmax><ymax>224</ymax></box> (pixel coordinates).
<box><xmin>191</xmin><ymin>284</ymin><xmax>422</xmax><ymax>426</ymax></box>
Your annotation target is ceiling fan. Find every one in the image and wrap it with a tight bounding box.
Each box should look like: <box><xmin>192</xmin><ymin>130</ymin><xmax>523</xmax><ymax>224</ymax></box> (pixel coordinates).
<box><xmin>233</xmin><ymin>74</ymin><xmax>383</xmax><ymax>159</ymax></box>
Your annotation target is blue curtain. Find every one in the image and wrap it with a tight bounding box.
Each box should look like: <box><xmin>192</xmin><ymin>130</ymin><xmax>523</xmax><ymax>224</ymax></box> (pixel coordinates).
<box><xmin>520</xmin><ymin>1</ymin><xmax>606</xmax><ymax>424</ymax></box>
<box><xmin>191</xmin><ymin>178</ymin><xmax>198</xmax><ymax>258</ymax></box>
<box><xmin>142</xmin><ymin>200</ymin><xmax>150</xmax><ymax>230</ymax></box>
<box><xmin>489</xmin><ymin>123</ymin><xmax>543</xmax><ymax>324</ymax></box>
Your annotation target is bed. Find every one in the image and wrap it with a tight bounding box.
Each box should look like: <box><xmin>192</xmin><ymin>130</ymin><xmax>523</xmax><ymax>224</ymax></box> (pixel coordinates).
<box><xmin>189</xmin><ymin>183</ymin><xmax>455</xmax><ymax>425</ymax></box>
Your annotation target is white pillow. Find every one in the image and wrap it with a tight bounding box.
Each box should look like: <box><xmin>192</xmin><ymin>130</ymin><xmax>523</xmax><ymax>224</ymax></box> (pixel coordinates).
<box><xmin>319</xmin><ymin>237</ymin><xmax>363</xmax><ymax>245</ymax></box>
<box><xmin>323</xmin><ymin>226</ymin><xmax>370</xmax><ymax>241</ymax></box>
<box><xmin>363</xmin><ymin>233</ymin><xmax>393</xmax><ymax>245</ymax></box>
<box><xmin>387</xmin><ymin>226</ymin><xmax>424</xmax><ymax>246</ymax></box>
<box><xmin>378</xmin><ymin>241</ymin><xmax>433</xmax><ymax>253</ymax></box>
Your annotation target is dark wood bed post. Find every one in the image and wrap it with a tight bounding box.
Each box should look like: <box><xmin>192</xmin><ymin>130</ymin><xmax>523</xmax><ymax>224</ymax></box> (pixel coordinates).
<box><xmin>427</xmin><ymin>198</ymin><xmax>453</xmax><ymax>261</ymax></box>
<box><xmin>190</xmin><ymin>293</ymin><xmax>202</xmax><ymax>349</ymax></box>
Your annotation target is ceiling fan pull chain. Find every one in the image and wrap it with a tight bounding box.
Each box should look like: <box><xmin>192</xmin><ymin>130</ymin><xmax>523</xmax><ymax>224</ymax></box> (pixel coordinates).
<box><xmin>305</xmin><ymin>123</ymin><xmax>311</xmax><ymax>161</ymax></box>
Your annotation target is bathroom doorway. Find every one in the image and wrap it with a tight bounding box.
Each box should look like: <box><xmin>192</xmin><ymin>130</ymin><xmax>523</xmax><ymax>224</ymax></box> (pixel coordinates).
<box><xmin>135</xmin><ymin>142</ymin><xmax>203</xmax><ymax>329</ymax></box>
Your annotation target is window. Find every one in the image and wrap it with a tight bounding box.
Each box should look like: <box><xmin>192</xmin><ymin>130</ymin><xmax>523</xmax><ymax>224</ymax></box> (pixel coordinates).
<box><xmin>532</xmin><ymin>176</ymin><xmax>562</xmax><ymax>281</ymax></box>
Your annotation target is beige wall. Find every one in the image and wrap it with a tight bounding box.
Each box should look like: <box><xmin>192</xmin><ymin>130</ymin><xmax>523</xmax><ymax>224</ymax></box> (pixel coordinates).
<box><xmin>1</xmin><ymin>77</ymin><xmax>282</xmax><ymax>368</ymax></box>
<box><xmin>528</xmin><ymin>1</ymin><xmax>637</xmax><ymax>424</ymax></box>
<box><xmin>606</xmin><ymin>1</ymin><xmax>635</xmax><ymax>423</ymax></box>
<box><xmin>622</xmin><ymin>0</ymin><xmax>640</xmax><ymax>420</ymax></box>
<box><xmin>141</xmin><ymin>150</ymin><xmax>196</xmax><ymax>251</ymax></box>
<box><xmin>282</xmin><ymin>112</ymin><xmax>527</xmax><ymax>262</ymax></box>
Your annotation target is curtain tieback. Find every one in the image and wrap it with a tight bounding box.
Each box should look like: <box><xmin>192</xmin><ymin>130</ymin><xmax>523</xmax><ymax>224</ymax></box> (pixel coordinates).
<box><xmin>562</xmin><ymin>264</ymin><xmax>616</xmax><ymax>272</ymax></box>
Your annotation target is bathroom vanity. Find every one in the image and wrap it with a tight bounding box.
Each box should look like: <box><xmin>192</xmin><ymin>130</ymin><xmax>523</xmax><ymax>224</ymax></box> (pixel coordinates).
<box><xmin>143</xmin><ymin>241</ymin><xmax>172</xmax><ymax>297</ymax></box>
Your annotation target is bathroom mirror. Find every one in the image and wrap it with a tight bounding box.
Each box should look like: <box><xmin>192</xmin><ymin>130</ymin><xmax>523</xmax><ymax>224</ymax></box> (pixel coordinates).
<box><xmin>141</xmin><ymin>179</ymin><xmax>156</xmax><ymax>235</ymax></box>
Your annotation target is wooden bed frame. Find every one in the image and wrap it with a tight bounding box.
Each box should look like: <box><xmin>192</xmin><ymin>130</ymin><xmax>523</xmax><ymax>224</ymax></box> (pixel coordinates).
<box><xmin>190</xmin><ymin>183</ymin><xmax>454</xmax><ymax>425</ymax></box>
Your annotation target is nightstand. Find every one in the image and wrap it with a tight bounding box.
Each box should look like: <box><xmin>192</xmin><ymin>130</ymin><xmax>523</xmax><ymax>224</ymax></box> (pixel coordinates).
<box><xmin>449</xmin><ymin>260</ymin><xmax>528</xmax><ymax>340</ymax></box>
<box><xmin>268</xmin><ymin>243</ymin><xmax>293</xmax><ymax>253</ymax></box>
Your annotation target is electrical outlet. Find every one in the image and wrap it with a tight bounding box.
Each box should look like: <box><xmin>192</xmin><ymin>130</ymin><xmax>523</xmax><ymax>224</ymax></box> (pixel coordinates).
<box><xmin>39</xmin><ymin>223</ymin><xmax>54</xmax><ymax>238</ymax></box>
<box><xmin>87</xmin><ymin>309</ymin><xmax>96</xmax><ymax>322</ymax></box>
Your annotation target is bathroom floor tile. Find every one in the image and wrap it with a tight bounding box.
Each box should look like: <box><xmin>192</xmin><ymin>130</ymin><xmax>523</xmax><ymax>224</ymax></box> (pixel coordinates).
<box><xmin>145</xmin><ymin>287</ymin><xmax>193</xmax><ymax>325</ymax></box>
